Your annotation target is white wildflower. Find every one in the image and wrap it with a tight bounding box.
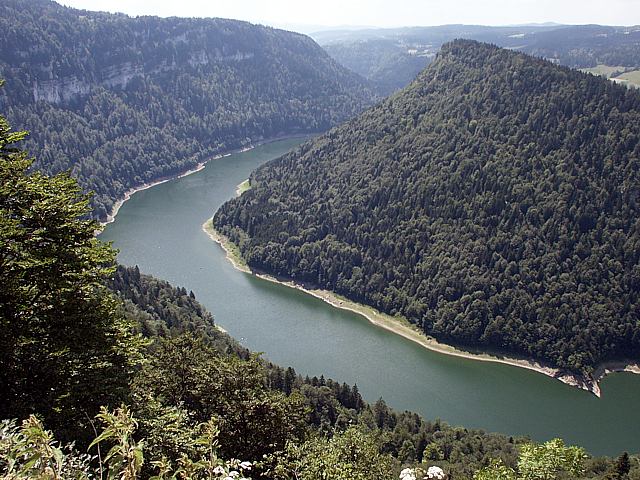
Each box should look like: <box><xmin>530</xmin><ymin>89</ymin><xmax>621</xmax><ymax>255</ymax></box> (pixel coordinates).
<box><xmin>240</xmin><ymin>461</ymin><xmax>252</xmax><ymax>470</ymax></box>
<box><xmin>229</xmin><ymin>471</ymin><xmax>240</xmax><ymax>478</ymax></box>
<box><xmin>213</xmin><ymin>465</ymin><xmax>225</xmax><ymax>475</ymax></box>
<box><xmin>426</xmin><ymin>466</ymin><xmax>446</xmax><ymax>479</ymax></box>
<box><xmin>400</xmin><ymin>467</ymin><xmax>418</xmax><ymax>480</ymax></box>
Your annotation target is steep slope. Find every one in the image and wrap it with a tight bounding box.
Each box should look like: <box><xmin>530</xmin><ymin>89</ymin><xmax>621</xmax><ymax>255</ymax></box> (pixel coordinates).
<box><xmin>214</xmin><ymin>40</ymin><xmax>640</xmax><ymax>375</ymax></box>
<box><xmin>0</xmin><ymin>0</ymin><xmax>375</xmax><ymax>220</ymax></box>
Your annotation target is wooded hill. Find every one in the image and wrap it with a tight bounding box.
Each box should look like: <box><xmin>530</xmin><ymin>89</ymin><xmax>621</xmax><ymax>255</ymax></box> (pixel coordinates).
<box><xmin>215</xmin><ymin>40</ymin><xmax>640</xmax><ymax>375</ymax></box>
<box><xmin>0</xmin><ymin>0</ymin><xmax>375</xmax><ymax>220</ymax></box>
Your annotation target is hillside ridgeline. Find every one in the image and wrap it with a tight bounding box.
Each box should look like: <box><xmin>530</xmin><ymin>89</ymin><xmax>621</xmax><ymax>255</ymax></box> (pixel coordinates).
<box><xmin>214</xmin><ymin>40</ymin><xmax>640</xmax><ymax>378</ymax></box>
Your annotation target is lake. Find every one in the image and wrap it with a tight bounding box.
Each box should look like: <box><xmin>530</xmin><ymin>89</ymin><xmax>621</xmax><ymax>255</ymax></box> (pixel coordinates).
<box><xmin>100</xmin><ymin>138</ymin><xmax>640</xmax><ymax>456</ymax></box>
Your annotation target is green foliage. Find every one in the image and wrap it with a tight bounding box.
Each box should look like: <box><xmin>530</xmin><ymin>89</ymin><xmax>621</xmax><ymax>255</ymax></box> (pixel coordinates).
<box><xmin>90</xmin><ymin>405</ymin><xmax>144</xmax><ymax>480</ymax></box>
<box><xmin>518</xmin><ymin>439</ymin><xmax>586</xmax><ymax>480</ymax></box>
<box><xmin>1</xmin><ymin>407</ymin><xmax>254</xmax><ymax>480</ymax></box>
<box><xmin>132</xmin><ymin>334</ymin><xmax>308</xmax><ymax>470</ymax></box>
<box><xmin>474</xmin><ymin>460</ymin><xmax>517</xmax><ymax>480</ymax></box>
<box><xmin>0</xmin><ymin>111</ymin><xmax>143</xmax><ymax>443</ymax></box>
<box><xmin>0</xmin><ymin>0</ymin><xmax>375</xmax><ymax>220</ymax></box>
<box><xmin>423</xmin><ymin>443</ymin><xmax>444</xmax><ymax>461</ymax></box>
<box><xmin>265</xmin><ymin>426</ymin><xmax>396</xmax><ymax>480</ymax></box>
<box><xmin>474</xmin><ymin>439</ymin><xmax>587</xmax><ymax>480</ymax></box>
<box><xmin>215</xmin><ymin>39</ymin><xmax>640</xmax><ymax>374</ymax></box>
<box><xmin>0</xmin><ymin>416</ymin><xmax>93</xmax><ymax>479</ymax></box>
<box><xmin>87</xmin><ymin>405</ymin><xmax>254</xmax><ymax>480</ymax></box>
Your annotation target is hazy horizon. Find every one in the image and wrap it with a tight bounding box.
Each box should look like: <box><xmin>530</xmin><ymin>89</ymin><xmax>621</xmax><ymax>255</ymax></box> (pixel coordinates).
<box><xmin>57</xmin><ymin>0</ymin><xmax>640</xmax><ymax>30</ymax></box>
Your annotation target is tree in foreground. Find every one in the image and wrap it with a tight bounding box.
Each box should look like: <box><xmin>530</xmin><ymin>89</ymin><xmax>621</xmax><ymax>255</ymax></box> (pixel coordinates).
<box><xmin>0</xmin><ymin>95</ymin><xmax>142</xmax><ymax>443</ymax></box>
<box><xmin>473</xmin><ymin>438</ymin><xmax>587</xmax><ymax>480</ymax></box>
<box><xmin>0</xmin><ymin>406</ymin><xmax>254</xmax><ymax>480</ymax></box>
<box><xmin>264</xmin><ymin>426</ymin><xmax>397</xmax><ymax>480</ymax></box>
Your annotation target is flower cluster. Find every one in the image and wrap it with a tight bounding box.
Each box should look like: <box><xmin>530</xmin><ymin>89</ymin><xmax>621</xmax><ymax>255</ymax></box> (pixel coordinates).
<box><xmin>213</xmin><ymin>459</ymin><xmax>252</xmax><ymax>480</ymax></box>
<box><xmin>399</xmin><ymin>466</ymin><xmax>446</xmax><ymax>480</ymax></box>
<box><xmin>426</xmin><ymin>466</ymin><xmax>446</xmax><ymax>479</ymax></box>
<box><xmin>400</xmin><ymin>467</ymin><xmax>418</xmax><ymax>480</ymax></box>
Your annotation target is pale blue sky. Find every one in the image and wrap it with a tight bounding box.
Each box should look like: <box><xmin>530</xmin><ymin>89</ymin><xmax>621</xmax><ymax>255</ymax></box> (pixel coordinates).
<box><xmin>58</xmin><ymin>0</ymin><xmax>640</xmax><ymax>29</ymax></box>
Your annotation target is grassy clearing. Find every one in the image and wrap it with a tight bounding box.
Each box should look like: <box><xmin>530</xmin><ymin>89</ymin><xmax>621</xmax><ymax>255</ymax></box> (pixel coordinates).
<box><xmin>236</xmin><ymin>179</ymin><xmax>251</xmax><ymax>196</ymax></box>
<box><xmin>581</xmin><ymin>64</ymin><xmax>628</xmax><ymax>78</ymax></box>
<box><xmin>581</xmin><ymin>65</ymin><xmax>640</xmax><ymax>89</ymax></box>
<box><xmin>615</xmin><ymin>70</ymin><xmax>640</xmax><ymax>88</ymax></box>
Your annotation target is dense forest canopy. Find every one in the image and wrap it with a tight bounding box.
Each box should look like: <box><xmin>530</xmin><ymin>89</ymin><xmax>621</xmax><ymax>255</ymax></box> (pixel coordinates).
<box><xmin>0</xmin><ymin>0</ymin><xmax>376</xmax><ymax>220</ymax></box>
<box><xmin>215</xmin><ymin>40</ymin><xmax>640</xmax><ymax>375</ymax></box>
<box><xmin>316</xmin><ymin>24</ymin><xmax>640</xmax><ymax>94</ymax></box>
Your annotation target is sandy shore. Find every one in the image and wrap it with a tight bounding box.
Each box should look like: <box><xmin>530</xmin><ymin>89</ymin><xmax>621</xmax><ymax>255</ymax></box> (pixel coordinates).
<box><xmin>100</xmin><ymin>161</ymin><xmax>211</xmax><ymax>227</ymax></box>
<box><xmin>99</xmin><ymin>133</ymin><xmax>313</xmax><ymax>228</ymax></box>
<box><xmin>203</xmin><ymin>207</ymin><xmax>639</xmax><ymax>397</ymax></box>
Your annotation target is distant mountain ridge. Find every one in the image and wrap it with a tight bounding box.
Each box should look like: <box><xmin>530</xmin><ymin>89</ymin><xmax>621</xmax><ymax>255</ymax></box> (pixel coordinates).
<box><xmin>0</xmin><ymin>0</ymin><xmax>376</xmax><ymax>219</ymax></box>
<box><xmin>215</xmin><ymin>40</ymin><xmax>640</xmax><ymax>375</ymax></box>
<box><xmin>316</xmin><ymin>24</ymin><xmax>640</xmax><ymax>94</ymax></box>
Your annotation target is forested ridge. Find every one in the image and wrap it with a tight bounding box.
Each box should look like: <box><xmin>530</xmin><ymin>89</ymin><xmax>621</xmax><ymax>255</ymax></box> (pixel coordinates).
<box><xmin>0</xmin><ymin>0</ymin><xmax>375</xmax><ymax>220</ymax></box>
<box><xmin>215</xmin><ymin>40</ymin><xmax>640</xmax><ymax>375</ymax></box>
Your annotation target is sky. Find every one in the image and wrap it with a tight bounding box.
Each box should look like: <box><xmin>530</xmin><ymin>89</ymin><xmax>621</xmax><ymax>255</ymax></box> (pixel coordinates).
<box><xmin>58</xmin><ymin>0</ymin><xmax>640</xmax><ymax>30</ymax></box>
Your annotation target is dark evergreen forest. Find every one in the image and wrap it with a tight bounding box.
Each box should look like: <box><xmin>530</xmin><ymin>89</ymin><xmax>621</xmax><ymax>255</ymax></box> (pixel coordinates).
<box><xmin>215</xmin><ymin>40</ymin><xmax>640</xmax><ymax>375</ymax></box>
<box><xmin>0</xmin><ymin>0</ymin><xmax>375</xmax><ymax>220</ymax></box>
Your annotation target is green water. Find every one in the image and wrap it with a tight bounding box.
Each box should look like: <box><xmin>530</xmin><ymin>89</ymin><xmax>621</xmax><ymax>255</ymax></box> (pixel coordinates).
<box><xmin>100</xmin><ymin>138</ymin><xmax>640</xmax><ymax>456</ymax></box>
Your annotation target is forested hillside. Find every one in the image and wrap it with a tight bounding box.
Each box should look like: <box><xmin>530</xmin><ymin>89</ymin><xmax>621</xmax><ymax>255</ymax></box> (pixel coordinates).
<box><xmin>317</xmin><ymin>24</ymin><xmax>640</xmax><ymax>94</ymax></box>
<box><xmin>0</xmin><ymin>0</ymin><xmax>375</xmax><ymax>220</ymax></box>
<box><xmin>2</xmin><ymin>103</ymin><xmax>638</xmax><ymax>478</ymax></box>
<box><xmin>215</xmin><ymin>40</ymin><xmax>640</xmax><ymax>375</ymax></box>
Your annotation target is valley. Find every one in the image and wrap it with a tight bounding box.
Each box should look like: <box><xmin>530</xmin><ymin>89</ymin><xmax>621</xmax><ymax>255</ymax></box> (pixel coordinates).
<box><xmin>3</xmin><ymin>1</ymin><xmax>640</xmax><ymax>476</ymax></box>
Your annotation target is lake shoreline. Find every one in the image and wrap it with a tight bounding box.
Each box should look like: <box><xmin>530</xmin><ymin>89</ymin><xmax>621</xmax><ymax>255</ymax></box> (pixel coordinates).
<box><xmin>101</xmin><ymin>162</ymin><xmax>209</xmax><ymax>227</ymax></box>
<box><xmin>203</xmin><ymin>217</ymin><xmax>639</xmax><ymax>398</ymax></box>
<box><xmin>100</xmin><ymin>133</ymin><xmax>313</xmax><ymax>228</ymax></box>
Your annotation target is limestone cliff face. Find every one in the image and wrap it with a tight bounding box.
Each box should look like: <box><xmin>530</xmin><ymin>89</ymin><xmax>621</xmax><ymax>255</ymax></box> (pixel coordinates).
<box><xmin>32</xmin><ymin>76</ymin><xmax>88</xmax><ymax>103</ymax></box>
<box><xmin>100</xmin><ymin>62</ymin><xmax>144</xmax><ymax>89</ymax></box>
<box><xmin>29</xmin><ymin>45</ymin><xmax>258</xmax><ymax>104</ymax></box>
<box><xmin>3</xmin><ymin>0</ymin><xmax>349</xmax><ymax>108</ymax></box>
